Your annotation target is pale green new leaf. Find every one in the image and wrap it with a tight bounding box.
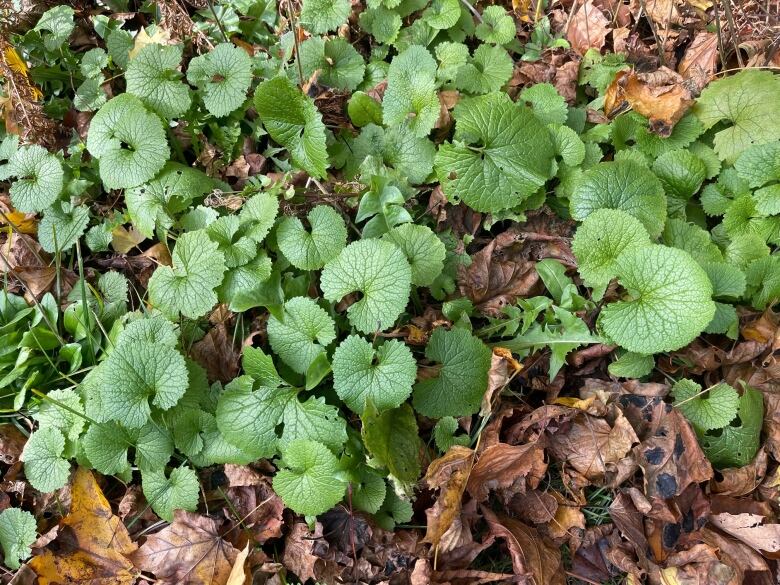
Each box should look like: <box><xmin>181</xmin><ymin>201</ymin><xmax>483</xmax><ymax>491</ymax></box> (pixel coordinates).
<box><xmin>671</xmin><ymin>379</ymin><xmax>738</xmax><ymax>432</ymax></box>
<box><xmin>187</xmin><ymin>42</ymin><xmax>252</xmax><ymax>117</ymax></box>
<box><xmin>21</xmin><ymin>428</ymin><xmax>70</xmax><ymax>493</ymax></box>
<box><xmin>422</xmin><ymin>0</ymin><xmax>460</xmax><ymax>29</ymax></box>
<box><xmin>239</xmin><ymin>191</ymin><xmax>279</xmax><ymax>243</ymax></box>
<box><xmin>74</xmin><ymin>76</ymin><xmax>108</xmax><ymax>112</ymax></box>
<box><xmin>147</xmin><ymin>230</ymin><xmax>227</xmax><ymax>319</ymax></box>
<box><xmin>126</xmin><ymin>43</ymin><xmax>191</xmax><ymax>119</ymax></box>
<box><xmin>277</xmin><ymin>205</ymin><xmax>347</xmax><ymax>270</ymax></box>
<box><xmin>381</xmin><ymin>224</ymin><xmax>445</xmax><ymax>286</ymax></box>
<box><xmin>0</xmin><ymin>508</ymin><xmax>37</xmax><ymax>570</ymax></box>
<box><xmin>86</xmin><ymin>94</ymin><xmax>170</xmax><ymax>189</ymax></box>
<box><xmin>300</xmin><ymin>0</ymin><xmax>351</xmax><ymax>33</ymax></box>
<box><xmin>475</xmin><ymin>6</ymin><xmax>515</xmax><ymax>44</ymax></box>
<box><xmin>608</xmin><ymin>351</ymin><xmax>654</xmax><ymax>378</ymax></box>
<box><xmin>80</xmin><ymin>47</ymin><xmax>108</xmax><ymax>77</ymax></box>
<box><xmin>267</xmin><ymin>297</ymin><xmax>336</xmax><ymax>375</ymax></box>
<box><xmin>33</xmin><ymin>388</ymin><xmax>84</xmax><ymax>444</ymax></box>
<box><xmin>455</xmin><ymin>44</ymin><xmax>513</xmax><ymax>95</ymax></box>
<box><xmin>8</xmin><ymin>145</ymin><xmax>63</xmax><ymax>213</ymax></box>
<box><xmin>359</xmin><ymin>7</ymin><xmax>402</xmax><ymax>44</ymax></box>
<box><xmin>572</xmin><ymin>208</ymin><xmax>652</xmax><ymax>287</ymax></box>
<box><xmin>38</xmin><ymin>202</ymin><xmax>89</xmax><ymax>253</ymax></box>
<box><xmin>661</xmin><ymin>218</ymin><xmax>723</xmax><ymax>265</ymax></box>
<box><xmin>383</xmin><ymin>46</ymin><xmax>440</xmax><ymax>138</ymax></box>
<box><xmin>141</xmin><ymin>465</ymin><xmax>200</xmax><ymax>522</ymax></box>
<box><xmin>519</xmin><ymin>83</ymin><xmax>567</xmax><ymax>126</ymax></box>
<box><xmin>435</xmin><ymin>92</ymin><xmax>556</xmax><ymax>213</ymax></box>
<box><xmin>734</xmin><ymin>140</ymin><xmax>780</xmax><ymax>188</ymax></box>
<box><xmin>600</xmin><ymin>245</ymin><xmax>715</xmax><ymax>354</ymax></box>
<box><xmin>254</xmin><ymin>76</ymin><xmax>328</xmax><ymax>178</ymax></box>
<box><xmin>321</xmin><ymin>239</ymin><xmax>412</xmax><ymax>333</ymax></box>
<box><xmin>347</xmin><ymin>91</ymin><xmax>383</xmax><ymax>127</ymax></box>
<box><xmin>570</xmin><ymin>160</ymin><xmax>667</xmax><ymax>238</ymax></box>
<box><xmin>34</xmin><ymin>5</ymin><xmax>74</xmax><ymax>52</ymax></box>
<box><xmin>693</xmin><ymin>69</ymin><xmax>780</xmax><ymax>163</ymax></box>
<box><xmin>207</xmin><ymin>216</ymin><xmax>257</xmax><ymax>268</ymax></box>
<box><xmin>273</xmin><ymin>439</ymin><xmax>347</xmax><ymax>516</ymax></box>
<box><xmin>551</xmin><ymin>125</ymin><xmax>586</xmax><ymax>167</ymax></box>
<box><xmin>412</xmin><ymin>327</ymin><xmax>492</xmax><ymax>417</ymax></box>
<box><xmin>332</xmin><ymin>335</ymin><xmax>416</xmax><ymax>414</ymax></box>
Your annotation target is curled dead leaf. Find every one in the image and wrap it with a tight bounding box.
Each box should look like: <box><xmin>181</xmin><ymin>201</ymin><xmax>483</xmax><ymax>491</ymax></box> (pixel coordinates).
<box><xmin>466</xmin><ymin>443</ymin><xmax>546</xmax><ymax>502</ymax></box>
<box><xmin>566</xmin><ymin>1</ymin><xmax>609</xmax><ymax>55</ymax></box>
<box><xmin>422</xmin><ymin>446</ymin><xmax>474</xmax><ymax>548</ymax></box>
<box><xmin>709</xmin><ymin>513</ymin><xmax>780</xmax><ymax>555</ymax></box>
<box><xmin>604</xmin><ymin>68</ymin><xmax>694</xmax><ymax>136</ymax></box>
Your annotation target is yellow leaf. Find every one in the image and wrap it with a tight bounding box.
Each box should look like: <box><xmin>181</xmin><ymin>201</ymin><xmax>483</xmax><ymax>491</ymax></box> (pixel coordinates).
<box><xmin>3</xmin><ymin>46</ymin><xmax>28</xmax><ymax>76</ymax></box>
<box><xmin>1</xmin><ymin>210</ymin><xmax>38</xmax><ymax>234</ymax></box>
<box><xmin>111</xmin><ymin>225</ymin><xmax>145</xmax><ymax>254</ymax></box>
<box><xmin>128</xmin><ymin>27</ymin><xmax>171</xmax><ymax>60</ymax></box>
<box><xmin>29</xmin><ymin>468</ymin><xmax>139</xmax><ymax>585</ymax></box>
<box><xmin>226</xmin><ymin>545</ymin><xmax>250</xmax><ymax>585</ymax></box>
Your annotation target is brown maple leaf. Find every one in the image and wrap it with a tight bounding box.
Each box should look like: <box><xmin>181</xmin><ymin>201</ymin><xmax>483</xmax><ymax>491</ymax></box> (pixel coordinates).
<box><xmin>131</xmin><ymin>510</ymin><xmax>239</xmax><ymax>585</ymax></box>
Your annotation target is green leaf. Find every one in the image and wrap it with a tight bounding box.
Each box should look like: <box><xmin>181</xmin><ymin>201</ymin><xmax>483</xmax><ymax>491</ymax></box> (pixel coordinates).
<box><xmin>35</xmin><ymin>5</ymin><xmax>74</xmax><ymax>51</ymax></box>
<box><xmin>435</xmin><ymin>41</ymin><xmax>469</xmax><ymax>82</ymax></box>
<box><xmin>359</xmin><ymin>7</ymin><xmax>402</xmax><ymax>44</ymax></box>
<box><xmin>381</xmin><ymin>224</ymin><xmax>445</xmax><ymax>287</ymax></box>
<box><xmin>207</xmin><ymin>216</ymin><xmax>257</xmax><ymax>267</ymax></box>
<box><xmin>455</xmin><ymin>44</ymin><xmax>513</xmax><ymax>95</ymax></box>
<box><xmin>267</xmin><ymin>297</ymin><xmax>336</xmax><ymax>375</ymax></box>
<box><xmin>83</xmin><ymin>422</ymin><xmax>132</xmax><ymax>475</ymax></box>
<box><xmin>215</xmin><ymin>377</ymin><xmax>346</xmax><ymax>459</ymax></box>
<box><xmin>118</xmin><ymin>314</ymin><xmax>178</xmax><ymax>347</ymax></box>
<box><xmin>217</xmin><ymin>254</ymin><xmax>273</xmax><ymax>304</ymax></box>
<box><xmin>0</xmin><ymin>508</ymin><xmax>37</xmax><ymax>570</ymax></box>
<box><xmin>300</xmin><ymin>0</ymin><xmax>351</xmax><ymax>33</ymax></box>
<box><xmin>570</xmin><ymin>160</ymin><xmax>667</xmax><ymax>238</ymax></box>
<box><xmin>572</xmin><ymin>208</ymin><xmax>652</xmax><ymax>287</ymax></box>
<box><xmin>734</xmin><ymin>140</ymin><xmax>780</xmax><ymax>189</ymax></box>
<box><xmin>38</xmin><ymin>202</ymin><xmax>89</xmax><ymax>253</ymax></box>
<box><xmin>141</xmin><ymin>465</ymin><xmax>200</xmax><ymax>522</ymax></box>
<box><xmin>475</xmin><ymin>6</ymin><xmax>515</xmax><ymax>44</ymax></box>
<box><xmin>97</xmin><ymin>340</ymin><xmax>188</xmax><ymax>428</ymax></box>
<box><xmin>503</xmin><ymin>306</ymin><xmax>600</xmax><ymax>380</ymax></box>
<box><xmin>435</xmin><ymin>92</ymin><xmax>556</xmax><ymax>213</ymax></box>
<box><xmin>126</xmin><ymin>162</ymin><xmax>214</xmax><ymax>238</ymax></box>
<box><xmin>700</xmin><ymin>261</ymin><xmax>746</xmax><ymax>299</ymax></box>
<box><xmin>705</xmin><ymin>302</ymin><xmax>739</xmax><ymax>338</ymax></box>
<box><xmin>187</xmin><ymin>42</ymin><xmax>252</xmax><ymax>117</ymax></box>
<box><xmin>126</xmin><ymin>43</ymin><xmax>191</xmax><ymax>119</ymax></box>
<box><xmin>433</xmin><ymin>416</ymin><xmax>470</xmax><ymax>452</ymax></box>
<box><xmin>723</xmin><ymin>195</ymin><xmax>778</xmax><ymax>242</ymax></box>
<box><xmin>243</xmin><ymin>346</ymin><xmax>285</xmax><ymax>388</ymax></box>
<box><xmin>321</xmin><ymin>239</ymin><xmax>412</xmax><ymax>334</ymax></box>
<box><xmin>383</xmin><ymin>46</ymin><xmax>440</xmax><ymax>138</ymax></box>
<box><xmin>277</xmin><ymin>205</ymin><xmax>347</xmax><ymax>270</ymax></box>
<box><xmin>332</xmin><ymin>335</ymin><xmax>416</xmax><ymax>414</ymax></box>
<box><xmin>347</xmin><ymin>91</ymin><xmax>383</xmax><ymax>127</ymax></box>
<box><xmin>21</xmin><ymin>427</ymin><xmax>70</xmax><ymax>493</ymax></box>
<box><xmin>608</xmin><ymin>351</ymin><xmax>654</xmax><ymax>378</ymax></box>
<box><xmin>86</xmin><ymin>94</ymin><xmax>170</xmax><ymax>190</ymax></box>
<box><xmin>699</xmin><ymin>385</ymin><xmax>763</xmax><ymax>469</ymax></box>
<box><xmin>273</xmin><ymin>439</ymin><xmax>347</xmax><ymax>516</ymax></box>
<box><xmin>298</xmin><ymin>38</ymin><xmax>365</xmax><ymax>91</ymax></box>
<box><xmin>33</xmin><ymin>388</ymin><xmax>84</xmax><ymax>444</ymax></box>
<box><xmin>671</xmin><ymin>379</ymin><xmax>739</xmax><ymax>432</ymax></box>
<box><xmin>74</xmin><ymin>76</ymin><xmax>108</xmax><ymax>112</ymax></box>
<box><xmin>519</xmin><ymin>83</ymin><xmax>567</xmax><ymax>126</ymax></box>
<box><xmin>693</xmin><ymin>69</ymin><xmax>780</xmax><ymax>163</ymax></box>
<box><xmin>600</xmin><ymin>245</ymin><xmax>715</xmax><ymax>354</ymax></box>
<box><xmin>8</xmin><ymin>145</ymin><xmax>63</xmax><ymax>213</ymax></box>
<box><xmin>661</xmin><ymin>218</ymin><xmax>723</xmax><ymax>265</ymax></box>
<box><xmin>550</xmin><ymin>124</ymin><xmax>586</xmax><ymax>167</ymax></box>
<box><xmin>351</xmin><ymin>467</ymin><xmax>387</xmax><ymax>514</ymax></box>
<box><xmin>745</xmin><ymin>255</ymin><xmax>780</xmax><ymax>309</ymax></box>
<box><xmin>107</xmin><ymin>28</ymin><xmax>133</xmax><ymax>69</ymax></box>
<box><xmin>254</xmin><ymin>76</ymin><xmax>328</xmax><ymax>178</ymax></box>
<box><xmin>652</xmin><ymin>149</ymin><xmax>706</xmax><ymax>200</ymax></box>
<box><xmin>361</xmin><ymin>401</ymin><xmax>421</xmax><ymax>482</ymax></box>
<box><xmin>80</xmin><ymin>47</ymin><xmax>108</xmax><ymax>77</ymax></box>
<box><xmin>412</xmin><ymin>326</ymin><xmax>492</xmax><ymax>417</ymax></box>
<box><xmin>147</xmin><ymin>230</ymin><xmax>227</xmax><ymax>319</ymax></box>
<box><xmin>422</xmin><ymin>0</ymin><xmax>460</xmax><ymax>29</ymax></box>
<box><xmin>239</xmin><ymin>191</ymin><xmax>279</xmax><ymax>243</ymax></box>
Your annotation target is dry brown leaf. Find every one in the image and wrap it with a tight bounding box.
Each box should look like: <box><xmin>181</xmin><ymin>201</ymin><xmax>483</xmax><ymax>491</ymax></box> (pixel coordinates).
<box><xmin>604</xmin><ymin>68</ymin><xmax>693</xmax><ymax>136</ymax></box>
<box><xmin>546</xmin><ymin>494</ymin><xmax>585</xmax><ymax>542</ymax></box>
<box><xmin>482</xmin><ymin>508</ymin><xmax>565</xmax><ymax>585</ymax></box>
<box><xmin>547</xmin><ymin>410</ymin><xmax>638</xmax><ymax>486</ymax></box>
<box><xmin>701</xmin><ymin>527</ymin><xmax>770</xmax><ymax>584</ymax></box>
<box><xmin>29</xmin><ymin>468</ymin><xmax>139</xmax><ymax>585</ymax></box>
<box><xmin>566</xmin><ymin>1</ymin><xmax>609</xmax><ymax>55</ymax></box>
<box><xmin>480</xmin><ymin>348</ymin><xmax>522</xmax><ymax>417</ymax></box>
<box><xmin>131</xmin><ymin>510</ymin><xmax>239</xmax><ymax>584</ymax></box>
<box><xmin>422</xmin><ymin>446</ymin><xmax>474</xmax><ymax>548</ymax></box>
<box><xmin>633</xmin><ymin>408</ymin><xmax>712</xmax><ymax>499</ymax></box>
<box><xmin>221</xmin><ymin>471</ymin><xmax>284</xmax><ymax>545</ymax></box>
<box><xmin>709</xmin><ymin>513</ymin><xmax>780</xmax><ymax>555</ymax></box>
<box><xmin>112</xmin><ymin>225</ymin><xmax>146</xmax><ymax>254</ymax></box>
<box><xmin>0</xmin><ymin>424</ymin><xmax>26</xmax><ymax>465</ymax></box>
<box><xmin>190</xmin><ymin>323</ymin><xmax>241</xmax><ymax>383</ymax></box>
<box><xmin>466</xmin><ymin>443</ymin><xmax>546</xmax><ymax>501</ymax></box>
<box><xmin>282</xmin><ymin>522</ymin><xmax>323</xmax><ymax>583</ymax></box>
<box><xmin>659</xmin><ymin>562</ymin><xmax>735</xmax><ymax>585</ymax></box>
<box><xmin>225</xmin><ymin>545</ymin><xmax>250</xmax><ymax>585</ymax></box>
<box><xmin>508</xmin><ymin>490</ymin><xmax>558</xmax><ymax>524</ymax></box>
<box><xmin>711</xmin><ymin>447</ymin><xmax>767</xmax><ymax>496</ymax></box>
<box><xmin>633</xmin><ymin>0</ymin><xmax>681</xmax><ymax>27</ymax></box>
<box><xmin>678</xmin><ymin>32</ymin><xmax>718</xmax><ymax>94</ymax></box>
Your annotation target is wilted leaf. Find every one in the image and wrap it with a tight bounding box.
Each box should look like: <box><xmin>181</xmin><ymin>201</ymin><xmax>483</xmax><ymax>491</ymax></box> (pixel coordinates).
<box><xmin>605</xmin><ymin>69</ymin><xmax>694</xmax><ymax>136</ymax></box>
<box><xmin>130</xmin><ymin>510</ymin><xmax>239</xmax><ymax>584</ymax></box>
<box><xmin>29</xmin><ymin>468</ymin><xmax>139</xmax><ymax>585</ymax></box>
<box><xmin>466</xmin><ymin>443</ymin><xmax>546</xmax><ymax>502</ymax></box>
<box><xmin>422</xmin><ymin>446</ymin><xmax>474</xmax><ymax>548</ymax></box>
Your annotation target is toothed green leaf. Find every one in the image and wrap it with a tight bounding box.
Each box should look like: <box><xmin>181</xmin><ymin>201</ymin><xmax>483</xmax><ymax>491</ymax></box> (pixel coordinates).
<box><xmin>141</xmin><ymin>465</ymin><xmax>199</xmax><ymax>522</ymax></box>
<box><xmin>126</xmin><ymin>43</ymin><xmax>191</xmax><ymax>119</ymax></box>
<box><xmin>267</xmin><ymin>297</ymin><xmax>336</xmax><ymax>375</ymax></box>
<box><xmin>300</xmin><ymin>0</ymin><xmax>351</xmax><ymax>33</ymax></box>
<box><xmin>0</xmin><ymin>508</ymin><xmax>37</xmax><ymax>569</ymax></box>
<box><xmin>187</xmin><ymin>42</ymin><xmax>252</xmax><ymax>117</ymax></box>
<box><xmin>21</xmin><ymin>428</ymin><xmax>70</xmax><ymax>493</ymax></box>
<box><xmin>8</xmin><ymin>145</ymin><xmax>63</xmax><ymax>213</ymax></box>
<box><xmin>277</xmin><ymin>205</ymin><xmax>347</xmax><ymax>270</ymax></box>
<box><xmin>672</xmin><ymin>379</ymin><xmax>739</xmax><ymax>432</ymax></box>
<box><xmin>383</xmin><ymin>46</ymin><xmax>439</xmax><ymax>138</ymax></box>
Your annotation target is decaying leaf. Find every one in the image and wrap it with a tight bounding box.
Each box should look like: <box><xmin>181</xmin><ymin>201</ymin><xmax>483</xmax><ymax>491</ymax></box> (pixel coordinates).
<box><xmin>466</xmin><ymin>443</ymin><xmax>546</xmax><ymax>502</ymax></box>
<box><xmin>566</xmin><ymin>1</ymin><xmax>609</xmax><ymax>55</ymax></box>
<box><xmin>422</xmin><ymin>445</ymin><xmax>474</xmax><ymax>548</ymax></box>
<box><xmin>29</xmin><ymin>468</ymin><xmax>139</xmax><ymax>585</ymax></box>
<box><xmin>604</xmin><ymin>69</ymin><xmax>694</xmax><ymax>136</ymax></box>
<box><xmin>131</xmin><ymin>510</ymin><xmax>240</xmax><ymax>584</ymax></box>
<box><xmin>709</xmin><ymin>513</ymin><xmax>780</xmax><ymax>554</ymax></box>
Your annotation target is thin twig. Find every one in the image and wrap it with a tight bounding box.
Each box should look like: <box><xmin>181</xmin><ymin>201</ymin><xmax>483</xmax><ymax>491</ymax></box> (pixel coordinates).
<box><xmin>721</xmin><ymin>0</ymin><xmax>744</xmax><ymax>68</ymax></box>
<box><xmin>205</xmin><ymin>0</ymin><xmax>229</xmax><ymax>43</ymax></box>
